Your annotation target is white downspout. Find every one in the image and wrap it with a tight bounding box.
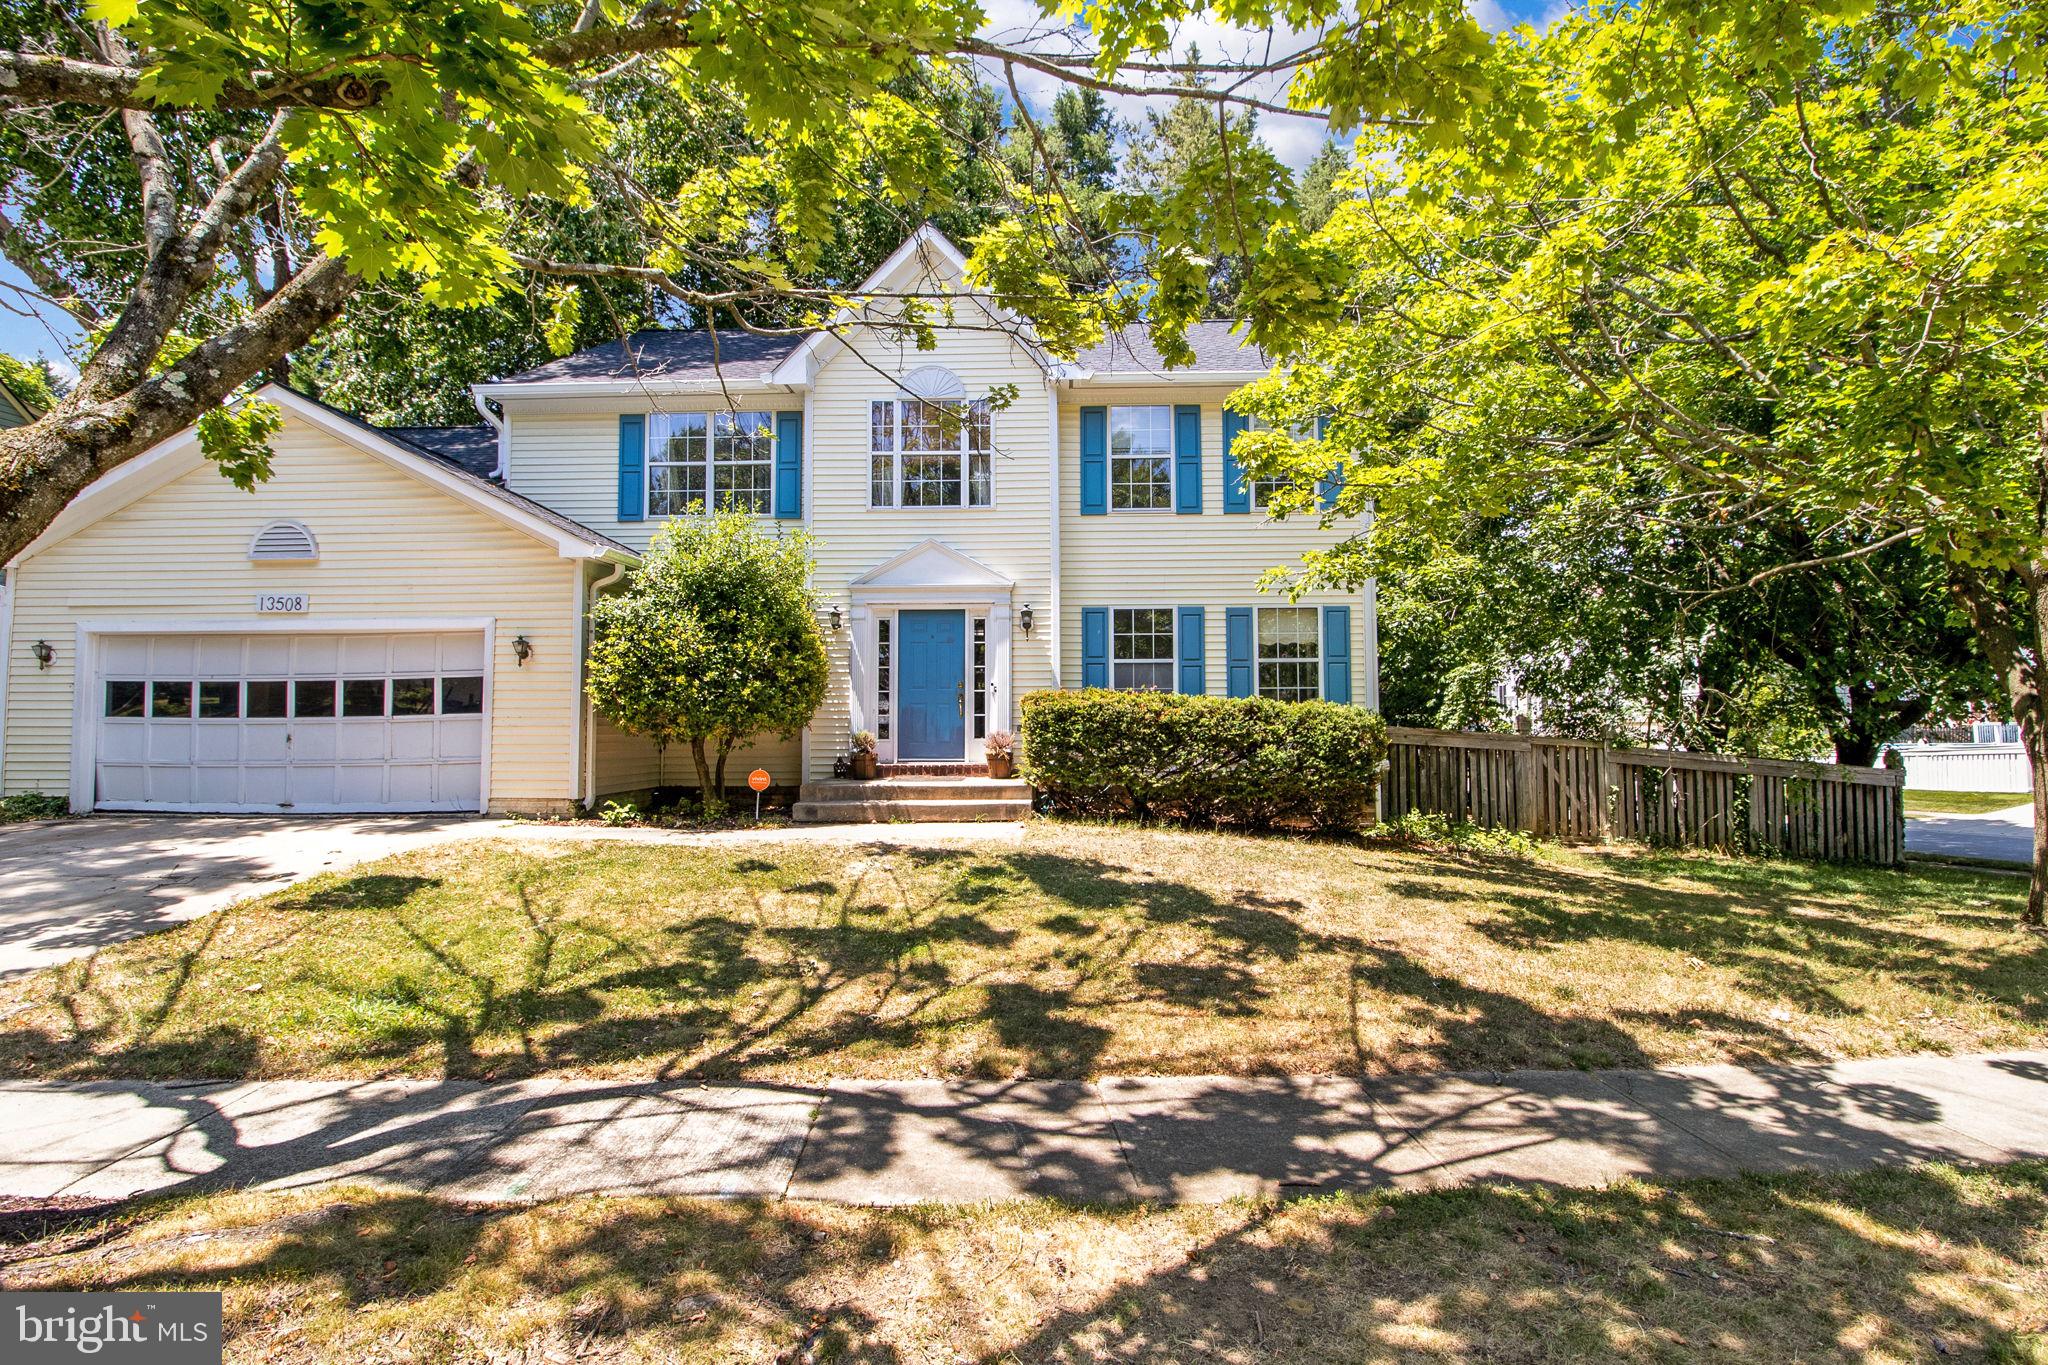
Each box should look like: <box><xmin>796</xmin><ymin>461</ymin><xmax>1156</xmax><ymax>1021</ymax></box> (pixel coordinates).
<box><xmin>1045</xmin><ymin>379</ymin><xmax>1062</xmax><ymax>688</ymax></box>
<box><xmin>471</xmin><ymin>388</ymin><xmax>507</xmax><ymax>481</ymax></box>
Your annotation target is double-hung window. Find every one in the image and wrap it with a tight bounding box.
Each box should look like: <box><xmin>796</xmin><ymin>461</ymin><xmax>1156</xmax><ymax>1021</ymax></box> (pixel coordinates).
<box><xmin>1246</xmin><ymin>417</ymin><xmax>1311</xmax><ymax>510</ymax></box>
<box><xmin>1256</xmin><ymin>606</ymin><xmax>1320</xmax><ymax>702</ymax></box>
<box><xmin>1111</xmin><ymin>608</ymin><xmax>1175</xmax><ymax>691</ymax></box>
<box><xmin>870</xmin><ymin>399</ymin><xmax>992</xmax><ymax>508</ymax></box>
<box><xmin>1109</xmin><ymin>406</ymin><xmax>1172</xmax><ymax>509</ymax></box>
<box><xmin>649</xmin><ymin>410</ymin><xmax>774</xmax><ymax>515</ymax></box>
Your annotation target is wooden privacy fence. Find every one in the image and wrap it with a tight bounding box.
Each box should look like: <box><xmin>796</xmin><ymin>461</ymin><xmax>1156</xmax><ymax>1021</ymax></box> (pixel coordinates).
<box><xmin>1381</xmin><ymin>727</ymin><xmax>1906</xmax><ymax>865</ymax></box>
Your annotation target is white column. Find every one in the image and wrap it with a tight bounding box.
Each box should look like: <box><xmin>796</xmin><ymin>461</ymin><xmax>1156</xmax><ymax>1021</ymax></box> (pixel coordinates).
<box><xmin>847</xmin><ymin>604</ymin><xmax>872</xmax><ymax>742</ymax></box>
<box><xmin>989</xmin><ymin>601</ymin><xmax>1014</xmax><ymax>737</ymax></box>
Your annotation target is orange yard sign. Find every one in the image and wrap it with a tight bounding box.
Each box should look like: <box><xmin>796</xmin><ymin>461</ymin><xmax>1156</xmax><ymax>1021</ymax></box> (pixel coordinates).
<box><xmin>747</xmin><ymin>769</ymin><xmax>771</xmax><ymax>792</ymax></box>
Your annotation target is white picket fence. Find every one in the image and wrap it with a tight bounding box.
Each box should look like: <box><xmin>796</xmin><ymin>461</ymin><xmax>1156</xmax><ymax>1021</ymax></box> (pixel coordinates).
<box><xmin>1885</xmin><ymin>743</ymin><xmax>2032</xmax><ymax>794</ymax></box>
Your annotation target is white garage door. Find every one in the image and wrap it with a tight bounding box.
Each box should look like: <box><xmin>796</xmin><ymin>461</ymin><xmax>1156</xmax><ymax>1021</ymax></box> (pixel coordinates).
<box><xmin>93</xmin><ymin>632</ymin><xmax>487</xmax><ymax>813</ymax></box>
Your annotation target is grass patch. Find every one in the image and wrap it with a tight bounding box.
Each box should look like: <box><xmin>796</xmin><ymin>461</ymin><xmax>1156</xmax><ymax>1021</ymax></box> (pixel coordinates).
<box><xmin>1906</xmin><ymin>790</ymin><xmax>2034</xmax><ymax>816</ymax></box>
<box><xmin>0</xmin><ymin>825</ymin><xmax>2040</xmax><ymax>1082</ymax></box>
<box><xmin>4</xmin><ymin>1163</ymin><xmax>2045</xmax><ymax>1362</ymax></box>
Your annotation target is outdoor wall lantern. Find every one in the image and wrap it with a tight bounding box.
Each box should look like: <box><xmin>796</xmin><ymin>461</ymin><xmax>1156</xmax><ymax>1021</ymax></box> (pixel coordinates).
<box><xmin>829</xmin><ymin>604</ymin><xmax>843</xmax><ymax>632</ymax></box>
<box><xmin>1019</xmin><ymin>604</ymin><xmax>1034</xmax><ymax>640</ymax></box>
<box><xmin>512</xmin><ymin>635</ymin><xmax>533</xmax><ymax>667</ymax></box>
<box><xmin>31</xmin><ymin>639</ymin><xmax>53</xmax><ymax>670</ymax></box>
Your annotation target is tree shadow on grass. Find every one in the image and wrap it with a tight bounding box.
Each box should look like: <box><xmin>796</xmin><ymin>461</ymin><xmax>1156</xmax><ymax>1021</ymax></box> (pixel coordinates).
<box><xmin>969</xmin><ymin>1164</ymin><xmax>2048</xmax><ymax>1363</ymax></box>
<box><xmin>1376</xmin><ymin>847</ymin><xmax>2048</xmax><ymax>1044</ymax></box>
<box><xmin>10</xmin><ymin>1164</ymin><xmax>2046</xmax><ymax>1363</ymax></box>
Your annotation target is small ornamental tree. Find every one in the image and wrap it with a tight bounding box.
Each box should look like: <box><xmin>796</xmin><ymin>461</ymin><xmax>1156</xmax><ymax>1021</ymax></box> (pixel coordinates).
<box><xmin>586</xmin><ymin>511</ymin><xmax>827</xmax><ymax>812</ymax></box>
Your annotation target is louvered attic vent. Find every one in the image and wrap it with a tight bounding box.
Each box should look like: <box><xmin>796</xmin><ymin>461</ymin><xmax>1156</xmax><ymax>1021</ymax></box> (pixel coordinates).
<box><xmin>248</xmin><ymin>520</ymin><xmax>318</xmax><ymax>561</ymax></box>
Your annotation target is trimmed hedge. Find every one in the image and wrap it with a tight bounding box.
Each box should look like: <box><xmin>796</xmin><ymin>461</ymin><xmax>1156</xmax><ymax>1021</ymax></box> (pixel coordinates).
<box><xmin>1018</xmin><ymin>688</ymin><xmax>1388</xmax><ymax>831</ymax></box>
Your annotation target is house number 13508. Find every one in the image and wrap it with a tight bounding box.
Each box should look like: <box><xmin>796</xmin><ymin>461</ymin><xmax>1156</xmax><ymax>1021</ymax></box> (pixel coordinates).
<box><xmin>256</xmin><ymin>592</ymin><xmax>309</xmax><ymax>613</ymax></box>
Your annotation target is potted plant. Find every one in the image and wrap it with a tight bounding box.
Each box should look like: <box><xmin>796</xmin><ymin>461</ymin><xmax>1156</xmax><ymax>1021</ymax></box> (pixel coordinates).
<box><xmin>985</xmin><ymin>731</ymin><xmax>1017</xmax><ymax>779</ymax></box>
<box><xmin>849</xmin><ymin>730</ymin><xmax>878</xmax><ymax>780</ymax></box>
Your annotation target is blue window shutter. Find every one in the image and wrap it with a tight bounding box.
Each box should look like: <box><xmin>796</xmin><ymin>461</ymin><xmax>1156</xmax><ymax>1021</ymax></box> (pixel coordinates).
<box><xmin>617</xmin><ymin>414</ymin><xmax>645</xmax><ymax>522</ymax></box>
<box><xmin>774</xmin><ymin>410</ymin><xmax>803</xmax><ymax>519</ymax></box>
<box><xmin>1173</xmin><ymin>405</ymin><xmax>1203</xmax><ymax>514</ymax></box>
<box><xmin>1079</xmin><ymin>406</ymin><xmax>1108</xmax><ymax>515</ymax></box>
<box><xmin>1225</xmin><ymin>607</ymin><xmax>1255</xmax><ymax>698</ymax></box>
<box><xmin>1082</xmin><ymin>607</ymin><xmax>1109</xmax><ymax>687</ymax></box>
<box><xmin>1221</xmin><ymin>412</ymin><xmax>1250</xmax><ymax>515</ymax></box>
<box><xmin>1322</xmin><ymin>605</ymin><xmax>1352</xmax><ymax>704</ymax></box>
<box><xmin>1177</xmin><ymin>606</ymin><xmax>1206</xmax><ymax>695</ymax></box>
<box><xmin>1315</xmin><ymin>414</ymin><xmax>1342</xmax><ymax>512</ymax></box>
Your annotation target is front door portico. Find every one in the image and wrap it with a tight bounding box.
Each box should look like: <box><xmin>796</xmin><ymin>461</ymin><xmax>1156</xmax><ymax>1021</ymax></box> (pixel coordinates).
<box><xmin>842</xmin><ymin>539</ymin><xmax>1017</xmax><ymax>769</ymax></box>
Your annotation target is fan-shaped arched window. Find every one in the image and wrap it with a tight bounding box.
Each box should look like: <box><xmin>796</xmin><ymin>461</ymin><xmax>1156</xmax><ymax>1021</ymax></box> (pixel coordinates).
<box><xmin>897</xmin><ymin>365</ymin><xmax>968</xmax><ymax>403</ymax></box>
<box><xmin>248</xmin><ymin>520</ymin><xmax>318</xmax><ymax>561</ymax></box>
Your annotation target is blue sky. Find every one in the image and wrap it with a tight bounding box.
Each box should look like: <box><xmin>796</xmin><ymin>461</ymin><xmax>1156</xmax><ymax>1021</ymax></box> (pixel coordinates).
<box><xmin>0</xmin><ymin>0</ymin><xmax>1570</xmax><ymax>373</ymax></box>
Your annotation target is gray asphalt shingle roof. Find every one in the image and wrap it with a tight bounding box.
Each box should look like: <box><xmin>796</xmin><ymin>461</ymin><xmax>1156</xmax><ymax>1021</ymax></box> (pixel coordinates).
<box><xmin>1073</xmin><ymin>321</ymin><xmax>1272</xmax><ymax>375</ymax></box>
<box><xmin>500</xmin><ymin>330</ymin><xmax>801</xmax><ymax>385</ymax></box>
<box><xmin>383</xmin><ymin>425</ymin><xmax>499</xmax><ymax>480</ymax></box>
<box><xmin>495</xmin><ymin>319</ymin><xmax>1269</xmax><ymax>388</ymax></box>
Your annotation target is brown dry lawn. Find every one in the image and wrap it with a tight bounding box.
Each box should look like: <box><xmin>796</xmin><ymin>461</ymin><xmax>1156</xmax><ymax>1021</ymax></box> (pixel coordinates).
<box><xmin>0</xmin><ymin>824</ymin><xmax>2040</xmax><ymax>1082</ymax></box>
<box><xmin>4</xmin><ymin>1163</ymin><xmax>2045</xmax><ymax>1363</ymax></box>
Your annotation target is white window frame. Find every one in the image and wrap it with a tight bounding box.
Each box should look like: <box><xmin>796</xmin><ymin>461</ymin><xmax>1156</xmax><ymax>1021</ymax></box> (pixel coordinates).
<box><xmin>1109</xmin><ymin>405</ymin><xmax>1174</xmax><ymax>512</ymax></box>
<box><xmin>868</xmin><ymin>398</ymin><xmax>994</xmax><ymax>509</ymax></box>
<box><xmin>1255</xmin><ymin>605</ymin><xmax>1321</xmax><ymax>703</ymax></box>
<box><xmin>1245</xmin><ymin>417</ymin><xmax>1313</xmax><ymax>511</ymax></box>
<box><xmin>1110</xmin><ymin>606</ymin><xmax>1177</xmax><ymax>692</ymax></box>
<box><xmin>648</xmin><ymin>410</ymin><xmax>775</xmax><ymax>517</ymax></box>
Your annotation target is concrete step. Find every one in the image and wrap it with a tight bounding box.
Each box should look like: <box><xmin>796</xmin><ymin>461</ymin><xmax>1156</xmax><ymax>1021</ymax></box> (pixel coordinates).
<box><xmin>790</xmin><ymin>798</ymin><xmax>1035</xmax><ymax>824</ymax></box>
<box><xmin>798</xmin><ymin>779</ymin><xmax>1032</xmax><ymax>803</ymax></box>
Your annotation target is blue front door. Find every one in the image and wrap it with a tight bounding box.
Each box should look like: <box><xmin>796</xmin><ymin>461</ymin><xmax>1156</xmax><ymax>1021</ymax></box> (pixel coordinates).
<box><xmin>897</xmin><ymin>610</ymin><xmax>966</xmax><ymax>760</ymax></box>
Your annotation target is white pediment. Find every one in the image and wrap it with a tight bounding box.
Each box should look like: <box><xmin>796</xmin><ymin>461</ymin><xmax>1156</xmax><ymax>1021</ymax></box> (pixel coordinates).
<box><xmin>852</xmin><ymin>538</ymin><xmax>1013</xmax><ymax>590</ymax></box>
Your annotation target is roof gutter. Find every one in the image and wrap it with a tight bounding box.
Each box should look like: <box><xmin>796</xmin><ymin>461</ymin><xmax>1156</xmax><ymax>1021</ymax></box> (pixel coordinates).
<box><xmin>472</xmin><ymin>377</ymin><xmax>807</xmax><ymax>401</ymax></box>
<box><xmin>1056</xmin><ymin>369</ymin><xmax>1268</xmax><ymax>387</ymax></box>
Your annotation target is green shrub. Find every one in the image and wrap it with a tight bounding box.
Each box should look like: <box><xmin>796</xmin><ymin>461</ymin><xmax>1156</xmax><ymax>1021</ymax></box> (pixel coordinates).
<box><xmin>1364</xmin><ymin>809</ymin><xmax>1538</xmax><ymax>856</ymax></box>
<box><xmin>1018</xmin><ymin>689</ymin><xmax>1387</xmax><ymax>831</ymax></box>
<box><xmin>0</xmin><ymin>792</ymin><xmax>68</xmax><ymax>822</ymax></box>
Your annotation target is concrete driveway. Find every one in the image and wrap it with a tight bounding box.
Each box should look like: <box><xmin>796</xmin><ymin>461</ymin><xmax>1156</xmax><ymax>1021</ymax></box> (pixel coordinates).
<box><xmin>1904</xmin><ymin>803</ymin><xmax>2035</xmax><ymax>865</ymax></box>
<box><xmin>0</xmin><ymin>816</ymin><xmax>494</xmax><ymax>977</ymax></box>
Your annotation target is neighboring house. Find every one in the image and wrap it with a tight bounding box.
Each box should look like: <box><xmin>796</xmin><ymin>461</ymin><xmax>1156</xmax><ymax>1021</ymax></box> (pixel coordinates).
<box><xmin>0</xmin><ymin>227</ymin><xmax>1378</xmax><ymax>815</ymax></box>
<box><xmin>0</xmin><ymin>374</ymin><xmax>43</xmax><ymax>429</ymax></box>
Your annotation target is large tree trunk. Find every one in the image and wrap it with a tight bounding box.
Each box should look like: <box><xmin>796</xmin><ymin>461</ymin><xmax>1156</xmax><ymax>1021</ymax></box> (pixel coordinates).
<box><xmin>688</xmin><ymin>737</ymin><xmax>723</xmax><ymax>815</ymax></box>
<box><xmin>1946</xmin><ymin>421</ymin><xmax>2048</xmax><ymax>928</ymax></box>
<box><xmin>0</xmin><ymin>254</ymin><xmax>357</xmax><ymax>565</ymax></box>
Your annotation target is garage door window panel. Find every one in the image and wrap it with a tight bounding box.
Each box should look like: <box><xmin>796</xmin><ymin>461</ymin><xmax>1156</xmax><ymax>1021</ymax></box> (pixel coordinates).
<box><xmin>105</xmin><ymin>681</ymin><xmax>145</xmax><ymax>717</ymax></box>
<box><xmin>342</xmin><ymin>679</ymin><xmax>386</xmax><ymax>717</ymax></box>
<box><xmin>151</xmin><ymin>681</ymin><xmax>192</xmax><ymax>718</ymax></box>
<box><xmin>441</xmin><ymin>676</ymin><xmax>484</xmax><ymax>714</ymax></box>
<box><xmin>199</xmin><ymin>683</ymin><xmax>241</xmax><ymax>719</ymax></box>
<box><xmin>246</xmin><ymin>681</ymin><xmax>288</xmax><ymax>718</ymax></box>
<box><xmin>392</xmin><ymin>677</ymin><xmax>436</xmax><ymax>716</ymax></box>
<box><xmin>294</xmin><ymin>680</ymin><xmax>336</xmax><ymax>717</ymax></box>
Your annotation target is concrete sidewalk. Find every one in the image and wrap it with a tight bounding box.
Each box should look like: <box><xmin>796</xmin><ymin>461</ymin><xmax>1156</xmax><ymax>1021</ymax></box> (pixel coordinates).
<box><xmin>4</xmin><ymin>1050</ymin><xmax>2044</xmax><ymax>1206</ymax></box>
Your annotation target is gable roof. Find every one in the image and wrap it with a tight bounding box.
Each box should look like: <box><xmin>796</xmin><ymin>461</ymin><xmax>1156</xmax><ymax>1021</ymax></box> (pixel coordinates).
<box><xmin>382</xmin><ymin>424</ymin><xmax>500</xmax><ymax>479</ymax></box>
<box><xmin>290</xmin><ymin>393</ymin><xmax>632</xmax><ymax>558</ymax></box>
<box><xmin>498</xmin><ymin>330</ymin><xmax>801</xmax><ymax>387</ymax></box>
<box><xmin>13</xmin><ymin>385</ymin><xmax>634</xmax><ymax>568</ymax></box>
<box><xmin>480</xmin><ymin>227</ymin><xmax>1271</xmax><ymax>395</ymax></box>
